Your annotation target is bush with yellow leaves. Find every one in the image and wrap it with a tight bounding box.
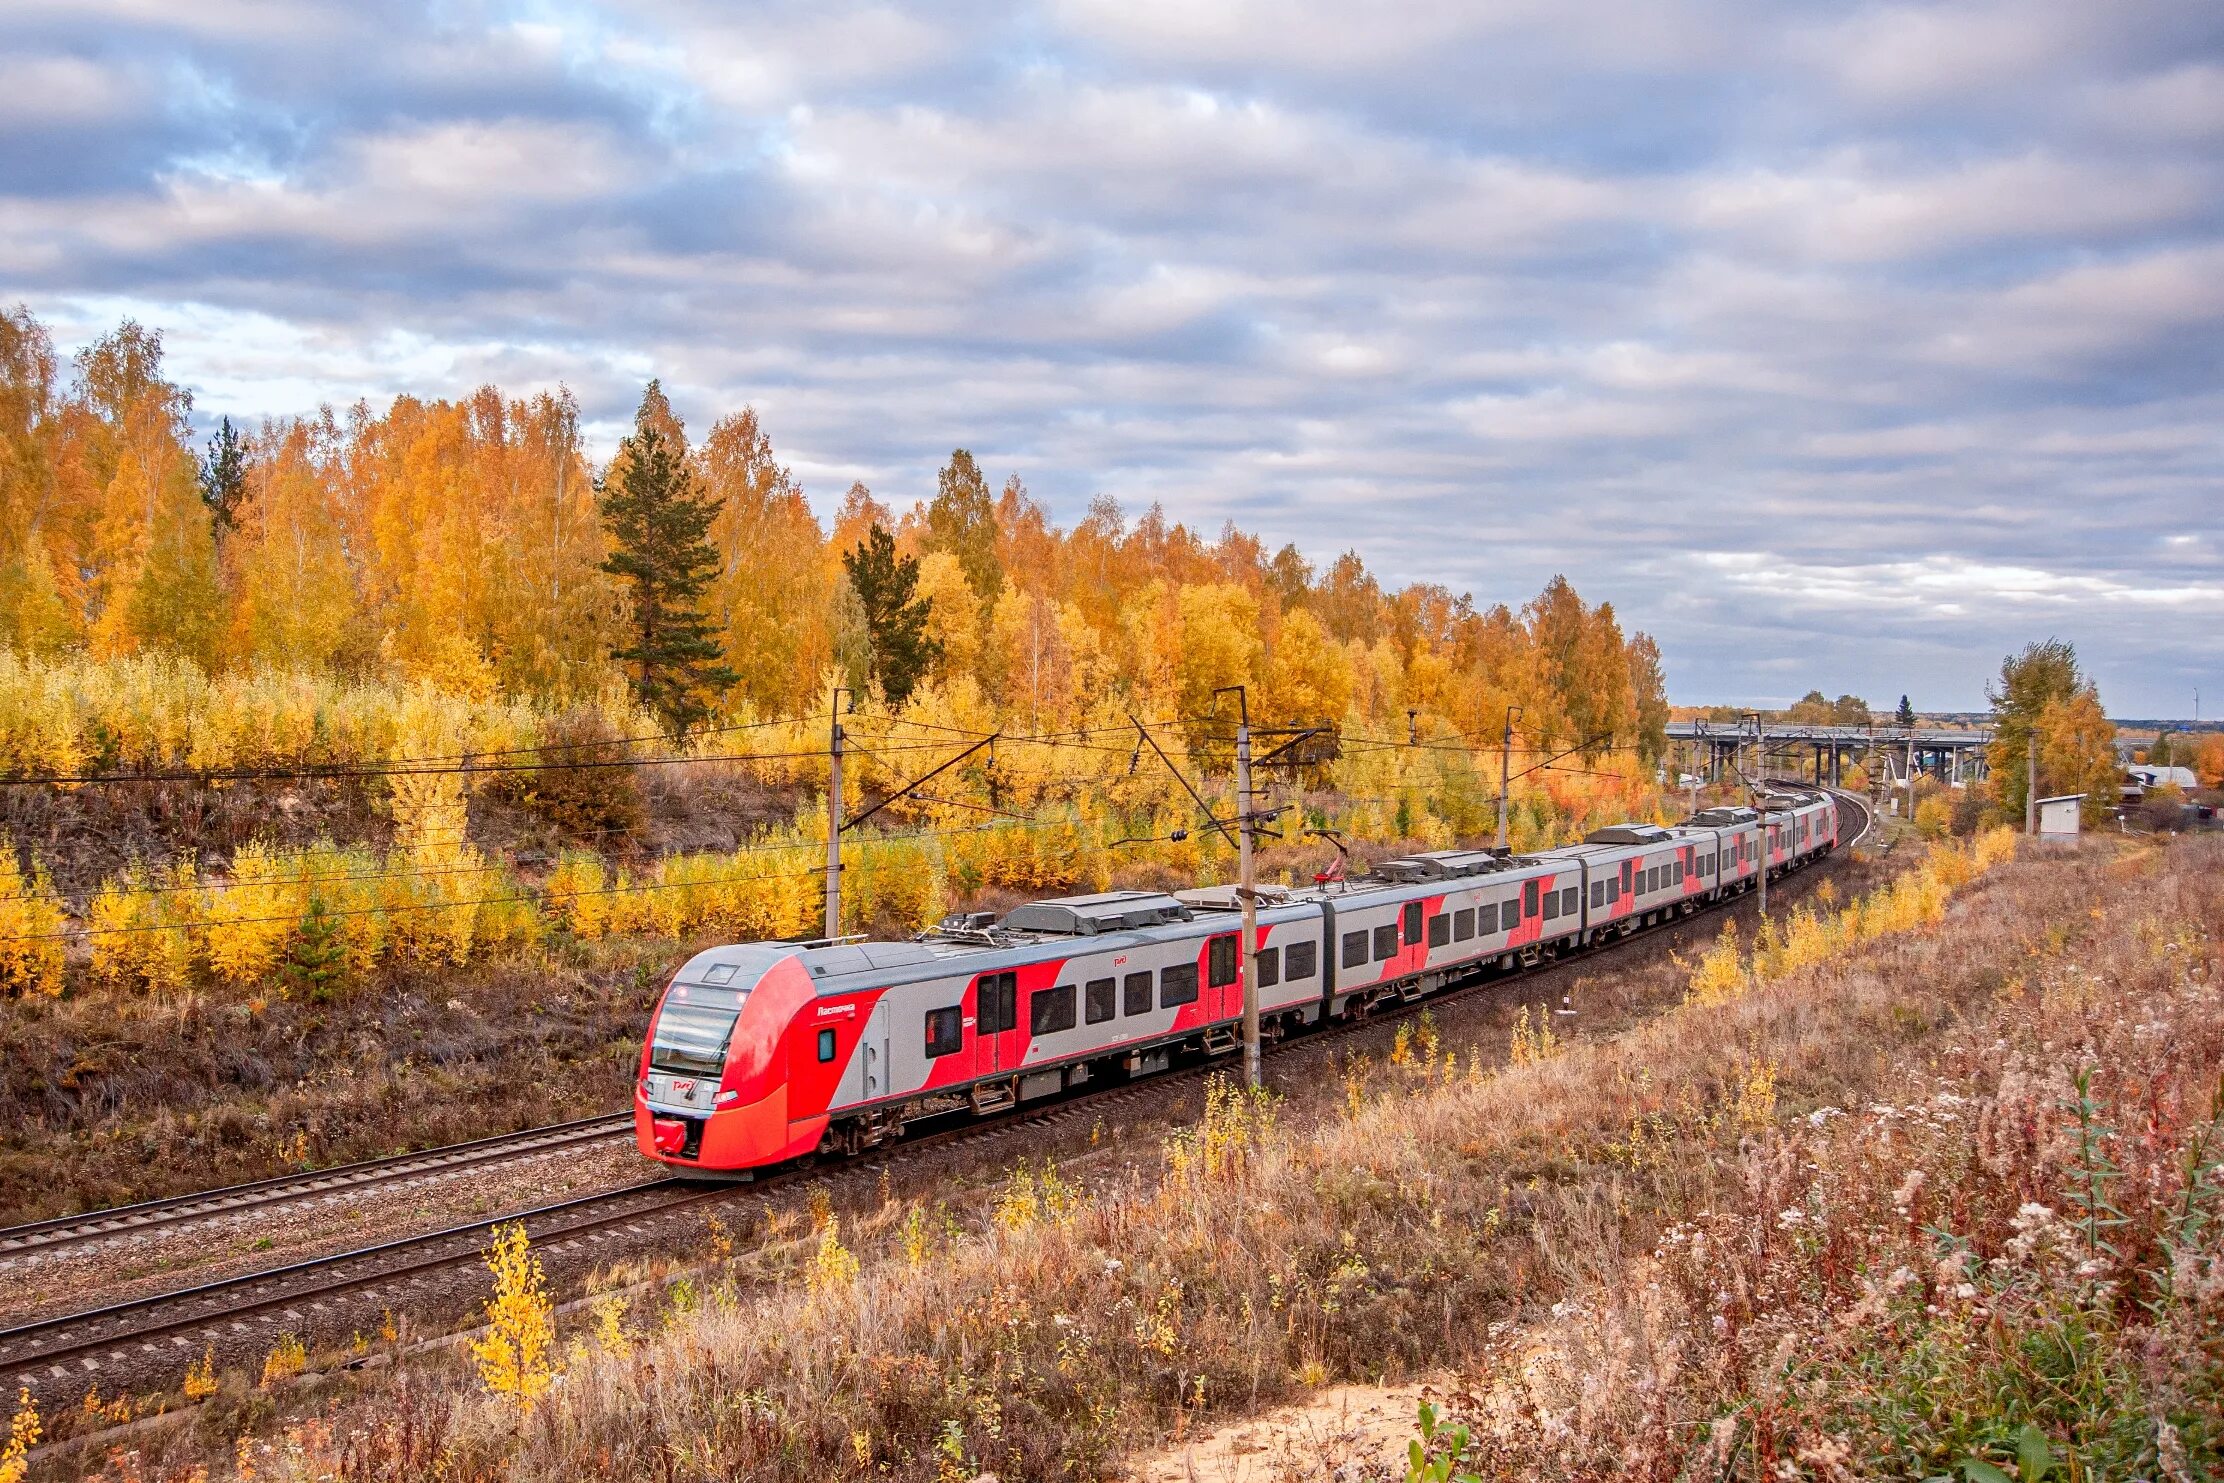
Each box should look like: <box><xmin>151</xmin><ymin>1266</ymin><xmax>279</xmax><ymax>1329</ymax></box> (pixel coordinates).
<box><xmin>471</xmin><ymin>1222</ymin><xmax>556</xmax><ymax>1413</ymax></box>
<box><xmin>0</xmin><ymin>1388</ymin><xmax>37</xmax><ymax>1483</ymax></box>
<box><xmin>0</xmin><ymin>840</ymin><xmax>66</xmax><ymax>997</ymax></box>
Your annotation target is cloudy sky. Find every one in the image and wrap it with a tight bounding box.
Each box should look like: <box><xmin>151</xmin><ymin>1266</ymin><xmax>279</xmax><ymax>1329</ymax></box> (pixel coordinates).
<box><xmin>3</xmin><ymin>1</ymin><xmax>2219</xmax><ymax>714</ymax></box>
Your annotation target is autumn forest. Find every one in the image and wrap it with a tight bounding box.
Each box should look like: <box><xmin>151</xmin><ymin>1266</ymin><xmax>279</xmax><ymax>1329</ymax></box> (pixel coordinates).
<box><xmin>0</xmin><ymin>308</ymin><xmax>1676</xmax><ymax>1000</ymax></box>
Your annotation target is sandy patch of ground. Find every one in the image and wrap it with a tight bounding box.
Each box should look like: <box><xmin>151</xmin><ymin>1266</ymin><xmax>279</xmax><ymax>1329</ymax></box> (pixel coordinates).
<box><xmin>1126</xmin><ymin>1381</ymin><xmax>1440</xmax><ymax>1483</ymax></box>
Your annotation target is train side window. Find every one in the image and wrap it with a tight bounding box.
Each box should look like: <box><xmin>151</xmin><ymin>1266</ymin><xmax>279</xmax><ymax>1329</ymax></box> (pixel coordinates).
<box><xmin>1590</xmin><ymin>881</ymin><xmax>1604</xmax><ymax>908</ymax></box>
<box><xmin>1123</xmin><ymin>971</ymin><xmax>1152</xmax><ymax>1016</ymax></box>
<box><xmin>1342</xmin><ymin>930</ymin><xmax>1368</xmax><ymax>968</ymax></box>
<box><xmin>1561</xmin><ymin>886</ymin><xmax>1578</xmax><ymax>915</ymax></box>
<box><xmin>1453</xmin><ymin>908</ymin><xmax>1475</xmax><ymax>940</ymax></box>
<box><xmin>1160</xmin><ymin>962</ymin><xmax>1199</xmax><ymax>1007</ymax></box>
<box><xmin>1501</xmin><ymin>900</ymin><xmax>1521</xmax><ymax>932</ymax></box>
<box><xmin>1543</xmin><ymin>890</ymin><xmax>1560</xmax><ymax>921</ymax></box>
<box><xmin>1285</xmin><ymin>940</ymin><xmax>1317</xmax><ymax>980</ymax></box>
<box><xmin>1255</xmin><ymin>946</ymin><xmax>1280</xmax><ymax>988</ymax></box>
<box><xmin>1427</xmin><ymin>913</ymin><xmax>1450</xmax><ymax>947</ymax></box>
<box><xmin>1522</xmin><ymin>879</ymin><xmax>1540</xmax><ymax>916</ymax></box>
<box><xmin>1606</xmin><ymin>878</ymin><xmax>1620</xmax><ymax>904</ymax></box>
<box><xmin>1208</xmin><ymin>935</ymin><xmax>1240</xmax><ymax>988</ymax></box>
<box><xmin>1674</xmin><ymin>861</ymin><xmax>1684</xmax><ymax>884</ymax></box>
<box><xmin>817</xmin><ymin>1027</ymin><xmax>837</xmax><ymax>1063</ymax></box>
<box><xmin>1085</xmin><ymin>978</ymin><xmax>1116</xmax><ymax>1024</ymax></box>
<box><xmin>1030</xmin><ymin>983</ymin><xmax>1077</xmax><ymax>1036</ymax></box>
<box><xmin>925</xmin><ymin>1006</ymin><xmax>963</xmax><ymax>1058</ymax></box>
<box><xmin>1621</xmin><ymin>860</ymin><xmax>1634</xmax><ymax>895</ymax></box>
<box><xmin>1372</xmin><ymin>923</ymin><xmax>1398</xmax><ymax>960</ymax></box>
<box><xmin>1402</xmin><ymin>901</ymin><xmax>1423</xmax><ymax>943</ymax></box>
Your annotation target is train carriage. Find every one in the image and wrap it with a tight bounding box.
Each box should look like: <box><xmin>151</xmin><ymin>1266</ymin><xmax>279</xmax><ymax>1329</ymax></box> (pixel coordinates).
<box><xmin>638</xmin><ymin>792</ymin><xmax>1849</xmax><ymax>1174</ymax></box>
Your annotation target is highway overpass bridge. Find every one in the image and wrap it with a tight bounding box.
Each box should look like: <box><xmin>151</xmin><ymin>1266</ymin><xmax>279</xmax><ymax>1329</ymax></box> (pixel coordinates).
<box><xmin>1667</xmin><ymin>721</ymin><xmax>1992</xmax><ymax>787</ymax></box>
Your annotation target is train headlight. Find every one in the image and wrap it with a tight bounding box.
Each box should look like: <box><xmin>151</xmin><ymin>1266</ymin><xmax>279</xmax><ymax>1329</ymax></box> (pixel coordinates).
<box><xmin>715</xmin><ymin>1089</ymin><xmax>740</xmax><ymax>1106</ymax></box>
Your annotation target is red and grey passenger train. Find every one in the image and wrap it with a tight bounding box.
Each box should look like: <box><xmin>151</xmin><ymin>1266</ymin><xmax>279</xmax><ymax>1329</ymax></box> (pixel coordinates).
<box><xmin>636</xmin><ymin>790</ymin><xmax>1840</xmax><ymax>1173</ymax></box>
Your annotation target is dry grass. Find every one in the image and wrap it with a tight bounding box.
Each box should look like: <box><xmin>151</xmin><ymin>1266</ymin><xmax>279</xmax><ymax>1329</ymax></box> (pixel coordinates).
<box><xmin>1405</xmin><ymin>841</ymin><xmax>2223</xmax><ymax>1481</ymax></box>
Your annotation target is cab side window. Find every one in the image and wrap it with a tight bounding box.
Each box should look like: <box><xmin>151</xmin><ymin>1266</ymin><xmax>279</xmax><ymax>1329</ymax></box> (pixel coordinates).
<box><xmin>925</xmin><ymin>1006</ymin><xmax>963</xmax><ymax>1058</ymax></box>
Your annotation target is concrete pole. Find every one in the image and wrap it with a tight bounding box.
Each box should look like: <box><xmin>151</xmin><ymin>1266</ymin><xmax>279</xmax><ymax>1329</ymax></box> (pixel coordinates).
<box><xmin>2025</xmin><ymin>738</ymin><xmax>2037</xmax><ymax>836</ymax></box>
<box><xmin>1494</xmin><ymin>705</ymin><xmax>1520</xmax><ymax>852</ymax></box>
<box><xmin>824</xmin><ymin>688</ymin><xmax>845</xmax><ymax>938</ymax></box>
<box><xmin>1234</xmin><ymin>699</ymin><xmax>1261</xmax><ymax>1091</ymax></box>
<box><xmin>1757</xmin><ymin>804</ymin><xmax>1769</xmax><ymax>916</ymax></box>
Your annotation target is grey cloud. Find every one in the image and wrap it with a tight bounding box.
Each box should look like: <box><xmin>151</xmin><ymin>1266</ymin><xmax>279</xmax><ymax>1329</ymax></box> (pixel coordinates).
<box><xmin>1</xmin><ymin>0</ymin><xmax>2218</xmax><ymax>713</ymax></box>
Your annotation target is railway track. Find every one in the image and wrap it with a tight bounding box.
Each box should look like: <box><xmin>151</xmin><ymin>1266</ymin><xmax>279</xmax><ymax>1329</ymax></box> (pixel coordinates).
<box><xmin>0</xmin><ymin>1067</ymin><xmax>1224</xmax><ymax>1392</ymax></box>
<box><xmin>7</xmin><ymin>791</ymin><xmax>1869</xmax><ymax>1400</ymax></box>
<box><xmin>0</xmin><ymin>1112</ymin><xmax>634</xmax><ymax>1264</ymax></box>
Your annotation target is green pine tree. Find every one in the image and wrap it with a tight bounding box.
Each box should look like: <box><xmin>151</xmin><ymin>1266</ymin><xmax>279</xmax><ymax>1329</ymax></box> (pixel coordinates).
<box><xmin>1896</xmin><ymin>694</ymin><xmax>1915</xmax><ymax>726</ymax></box>
<box><xmin>285</xmin><ymin>896</ymin><xmax>346</xmax><ymax>1002</ymax></box>
<box><xmin>842</xmin><ymin>524</ymin><xmax>938</xmax><ymax>706</ymax></box>
<box><xmin>199</xmin><ymin>415</ymin><xmax>248</xmax><ymax>533</ymax></box>
<box><xmin>599</xmin><ymin>408</ymin><xmax>737</xmax><ymax>734</ymax></box>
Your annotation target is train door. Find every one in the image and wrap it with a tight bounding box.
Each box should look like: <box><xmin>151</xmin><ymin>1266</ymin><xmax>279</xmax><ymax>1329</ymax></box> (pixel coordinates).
<box><xmin>831</xmin><ymin>999</ymin><xmax>892</xmax><ymax>1109</ymax></box>
<box><xmin>973</xmin><ymin>970</ymin><xmax>1018</xmax><ymax>1080</ymax></box>
<box><xmin>859</xmin><ymin>1000</ymin><xmax>889</xmax><ymax>1105</ymax></box>
<box><xmin>1206</xmin><ymin>932</ymin><xmax>1242</xmax><ymax>1021</ymax></box>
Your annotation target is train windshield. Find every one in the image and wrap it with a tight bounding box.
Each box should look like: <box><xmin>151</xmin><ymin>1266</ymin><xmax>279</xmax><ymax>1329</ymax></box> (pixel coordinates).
<box><xmin>648</xmin><ymin>984</ymin><xmax>748</xmax><ymax>1077</ymax></box>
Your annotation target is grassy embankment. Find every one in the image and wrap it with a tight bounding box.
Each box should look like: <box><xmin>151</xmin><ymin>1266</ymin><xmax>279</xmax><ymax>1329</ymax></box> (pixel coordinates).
<box><xmin>78</xmin><ymin>829</ymin><xmax>2219</xmax><ymax>1482</ymax></box>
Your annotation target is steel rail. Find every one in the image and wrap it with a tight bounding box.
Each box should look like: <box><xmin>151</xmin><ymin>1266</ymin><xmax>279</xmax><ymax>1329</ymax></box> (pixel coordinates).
<box><xmin>0</xmin><ymin>1113</ymin><xmax>634</xmax><ymax>1259</ymax></box>
<box><xmin>0</xmin><ymin>1179</ymin><xmax>705</xmax><ymax>1381</ymax></box>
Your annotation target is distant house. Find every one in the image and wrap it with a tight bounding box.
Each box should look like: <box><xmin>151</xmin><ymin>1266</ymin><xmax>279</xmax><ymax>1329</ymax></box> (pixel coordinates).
<box><xmin>2036</xmin><ymin>794</ymin><xmax>2084</xmax><ymax>839</ymax></box>
<box><xmin>2126</xmin><ymin>764</ymin><xmax>2198</xmax><ymax>791</ymax></box>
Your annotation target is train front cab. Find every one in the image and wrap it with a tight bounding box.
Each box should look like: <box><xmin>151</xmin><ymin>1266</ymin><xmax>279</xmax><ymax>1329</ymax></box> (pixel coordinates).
<box><xmin>636</xmin><ymin>946</ymin><xmax>827</xmax><ymax>1173</ymax></box>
